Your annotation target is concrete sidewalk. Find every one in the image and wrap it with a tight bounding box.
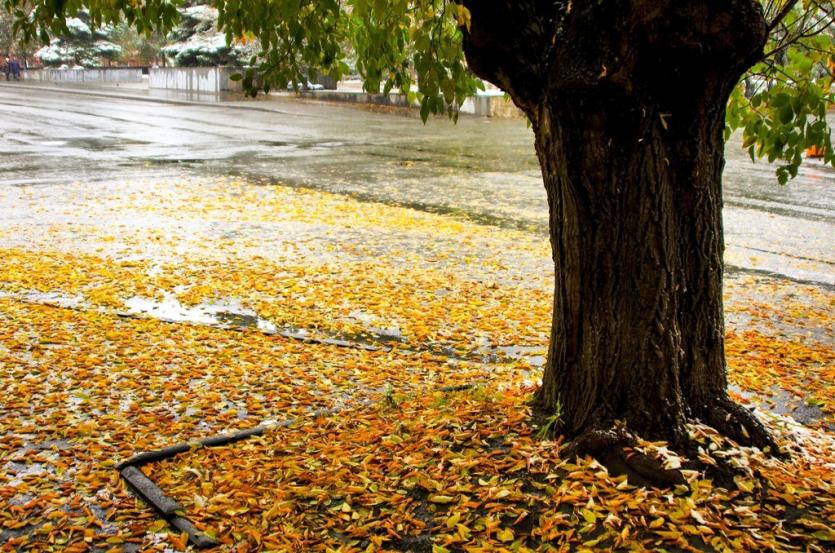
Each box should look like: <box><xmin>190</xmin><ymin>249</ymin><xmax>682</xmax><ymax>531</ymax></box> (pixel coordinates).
<box><xmin>1</xmin><ymin>80</ymin><xmax>443</xmax><ymax>120</ymax></box>
<box><xmin>3</xmin><ymin>78</ymin><xmax>521</xmax><ymax>117</ymax></box>
<box><xmin>2</xmin><ymin>80</ymin><xmax>289</xmax><ymax>112</ymax></box>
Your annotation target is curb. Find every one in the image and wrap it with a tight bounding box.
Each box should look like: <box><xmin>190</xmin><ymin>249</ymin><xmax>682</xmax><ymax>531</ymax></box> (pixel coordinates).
<box><xmin>1</xmin><ymin>82</ymin><xmax>303</xmax><ymax>116</ymax></box>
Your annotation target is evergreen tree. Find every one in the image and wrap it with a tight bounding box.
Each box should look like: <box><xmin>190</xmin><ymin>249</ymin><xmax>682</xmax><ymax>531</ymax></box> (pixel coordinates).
<box><xmin>35</xmin><ymin>10</ymin><xmax>120</xmax><ymax>67</ymax></box>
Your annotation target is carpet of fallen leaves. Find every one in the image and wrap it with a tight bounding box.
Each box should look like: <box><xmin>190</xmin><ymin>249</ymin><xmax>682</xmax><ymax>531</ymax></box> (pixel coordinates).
<box><xmin>145</xmin><ymin>390</ymin><xmax>835</xmax><ymax>553</ymax></box>
<box><xmin>1</xmin><ymin>176</ymin><xmax>833</xmax><ymax>551</ymax></box>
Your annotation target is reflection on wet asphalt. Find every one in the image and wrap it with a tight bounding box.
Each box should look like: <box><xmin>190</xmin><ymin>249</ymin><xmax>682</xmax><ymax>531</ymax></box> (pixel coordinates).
<box><xmin>1</xmin><ymin>84</ymin><xmax>833</xmax><ymax>286</ymax></box>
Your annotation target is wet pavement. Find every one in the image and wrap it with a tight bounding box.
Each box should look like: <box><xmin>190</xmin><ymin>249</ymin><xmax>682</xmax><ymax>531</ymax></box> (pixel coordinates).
<box><xmin>1</xmin><ymin>83</ymin><xmax>832</xmax><ymax>287</ymax></box>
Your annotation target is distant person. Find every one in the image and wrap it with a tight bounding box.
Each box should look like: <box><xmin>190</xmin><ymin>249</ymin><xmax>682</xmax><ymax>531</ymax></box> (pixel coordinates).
<box><xmin>3</xmin><ymin>57</ymin><xmax>9</xmax><ymax>81</ymax></box>
<box><xmin>9</xmin><ymin>56</ymin><xmax>21</xmax><ymax>80</ymax></box>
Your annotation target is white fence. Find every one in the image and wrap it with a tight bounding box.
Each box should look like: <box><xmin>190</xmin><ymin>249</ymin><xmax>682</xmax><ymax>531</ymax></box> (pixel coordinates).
<box><xmin>24</xmin><ymin>67</ymin><xmax>144</xmax><ymax>83</ymax></box>
<box><xmin>148</xmin><ymin>67</ymin><xmax>243</xmax><ymax>94</ymax></box>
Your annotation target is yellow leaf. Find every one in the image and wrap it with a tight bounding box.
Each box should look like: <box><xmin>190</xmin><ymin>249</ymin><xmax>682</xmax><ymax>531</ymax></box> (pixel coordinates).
<box><xmin>456</xmin><ymin>5</ymin><xmax>472</xmax><ymax>31</ymax></box>
<box><xmin>734</xmin><ymin>476</ymin><xmax>755</xmax><ymax>493</ymax></box>
<box><xmin>496</xmin><ymin>527</ymin><xmax>514</xmax><ymax>542</ymax></box>
<box><xmin>649</xmin><ymin>517</ymin><xmax>665</xmax><ymax>528</ymax></box>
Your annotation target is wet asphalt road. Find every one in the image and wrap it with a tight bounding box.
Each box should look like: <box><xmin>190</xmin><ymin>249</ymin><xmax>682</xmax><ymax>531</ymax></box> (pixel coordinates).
<box><xmin>1</xmin><ymin>84</ymin><xmax>833</xmax><ymax>287</ymax></box>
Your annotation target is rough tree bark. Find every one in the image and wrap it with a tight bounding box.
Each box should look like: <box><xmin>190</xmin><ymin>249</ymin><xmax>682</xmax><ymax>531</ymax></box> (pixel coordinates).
<box><xmin>462</xmin><ymin>0</ymin><xmax>778</xmax><ymax>458</ymax></box>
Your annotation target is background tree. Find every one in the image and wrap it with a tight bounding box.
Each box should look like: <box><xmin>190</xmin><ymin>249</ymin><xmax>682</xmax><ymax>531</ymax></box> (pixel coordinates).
<box><xmin>1</xmin><ymin>6</ymin><xmax>34</xmax><ymax>61</ymax></box>
<box><xmin>34</xmin><ymin>9</ymin><xmax>121</xmax><ymax>67</ymax></box>
<box><xmin>0</xmin><ymin>8</ymin><xmax>13</xmax><ymax>55</ymax></box>
<box><xmin>5</xmin><ymin>0</ymin><xmax>832</xmax><ymax>475</ymax></box>
<box><xmin>109</xmin><ymin>22</ymin><xmax>165</xmax><ymax>66</ymax></box>
<box><xmin>161</xmin><ymin>2</ymin><xmax>258</xmax><ymax>67</ymax></box>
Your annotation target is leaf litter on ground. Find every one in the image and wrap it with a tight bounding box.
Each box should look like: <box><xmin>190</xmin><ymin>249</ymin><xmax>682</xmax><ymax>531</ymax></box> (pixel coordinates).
<box><xmin>0</xmin><ymin>176</ymin><xmax>833</xmax><ymax>551</ymax></box>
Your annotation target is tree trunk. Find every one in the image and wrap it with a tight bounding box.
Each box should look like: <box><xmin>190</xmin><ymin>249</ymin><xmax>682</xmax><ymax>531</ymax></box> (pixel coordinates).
<box><xmin>463</xmin><ymin>0</ymin><xmax>776</xmax><ymax>452</ymax></box>
<box><xmin>528</xmin><ymin>76</ymin><xmax>776</xmax><ymax>449</ymax></box>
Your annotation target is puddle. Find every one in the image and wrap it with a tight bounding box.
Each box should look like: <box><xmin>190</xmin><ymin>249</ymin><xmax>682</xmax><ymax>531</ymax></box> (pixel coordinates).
<box><xmin>0</xmin><ymin>290</ymin><xmax>84</xmax><ymax>309</ymax></box>
<box><xmin>731</xmin><ymin>384</ymin><xmax>829</xmax><ymax>428</ymax></box>
<box><xmin>347</xmin><ymin>310</ymin><xmax>404</xmax><ymax>342</ymax></box>
<box><xmin>36</xmin><ymin>439</ymin><xmax>72</xmax><ymax>451</ymax></box>
<box><xmin>498</xmin><ymin>345</ymin><xmax>547</xmax><ymax>367</ymax></box>
<box><xmin>4</xmin><ymin>461</ymin><xmax>48</xmax><ymax>487</ymax></box>
<box><xmin>467</xmin><ymin>337</ymin><xmax>546</xmax><ymax>367</ymax></box>
<box><xmin>138</xmin><ymin>157</ymin><xmax>210</xmax><ymax>166</ymax></box>
<box><xmin>214</xmin><ymin>310</ymin><xmax>261</xmax><ymax>328</ymax></box>
<box><xmin>6</xmin><ymin>493</ymin><xmax>36</xmax><ymax>507</ymax></box>
<box><xmin>65</xmin><ymin>136</ymin><xmax>149</xmax><ymax>150</ymax></box>
<box><xmin>123</xmin><ymin>294</ymin><xmax>278</xmax><ymax>333</ymax></box>
<box><xmin>124</xmin><ymin>294</ymin><xmax>219</xmax><ymax>325</ymax></box>
<box><xmin>123</xmin><ymin>294</ymin><xmax>412</xmax><ymax>349</ymax></box>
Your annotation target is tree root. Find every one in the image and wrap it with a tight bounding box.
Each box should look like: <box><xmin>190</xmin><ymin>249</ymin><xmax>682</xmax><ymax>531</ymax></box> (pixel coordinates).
<box><xmin>699</xmin><ymin>395</ymin><xmax>783</xmax><ymax>457</ymax></box>
<box><xmin>561</xmin><ymin>426</ymin><xmax>687</xmax><ymax>488</ymax></box>
<box><xmin>559</xmin><ymin>396</ymin><xmax>786</xmax><ymax>488</ymax></box>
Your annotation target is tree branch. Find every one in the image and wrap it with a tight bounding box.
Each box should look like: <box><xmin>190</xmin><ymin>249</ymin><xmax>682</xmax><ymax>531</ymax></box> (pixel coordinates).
<box><xmin>761</xmin><ymin>1</ymin><xmax>833</xmax><ymax>59</ymax></box>
<box><xmin>767</xmin><ymin>0</ymin><xmax>800</xmax><ymax>33</ymax></box>
<box><xmin>461</xmin><ymin>0</ymin><xmax>563</xmax><ymax>112</ymax></box>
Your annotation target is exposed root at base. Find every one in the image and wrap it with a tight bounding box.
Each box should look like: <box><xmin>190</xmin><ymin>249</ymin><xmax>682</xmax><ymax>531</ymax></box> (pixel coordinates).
<box><xmin>557</xmin><ymin>398</ymin><xmax>786</xmax><ymax>488</ymax></box>
<box><xmin>560</xmin><ymin>426</ymin><xmax>687</xmax><ymax>488</ymax></box>
<box><xmin>699</xmin><ymin>395</ymin><xmax>783</xmax><ymax>457</ymax></box>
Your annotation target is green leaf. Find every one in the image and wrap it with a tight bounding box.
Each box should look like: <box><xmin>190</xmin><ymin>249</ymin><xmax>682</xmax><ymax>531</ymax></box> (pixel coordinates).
<box><xmin>778</xmin><ymin>105</ymin><xmax>793</xmax><ymax>125</ymax></box>
<box><xmin>420</xmin><ymin>100</ymin><xmax>430</xmax><ymax>124</ymax></box>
